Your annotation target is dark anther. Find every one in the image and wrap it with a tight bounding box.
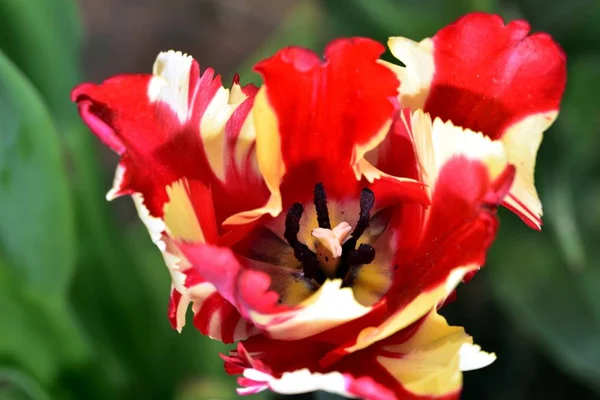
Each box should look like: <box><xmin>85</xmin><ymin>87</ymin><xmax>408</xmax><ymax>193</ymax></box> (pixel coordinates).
<box><xmin>285</xmin><ymin>203</ymin><xmax>326</xmax><ymax>283</ymax></box>
<box><xmin>313</xmin><ymin>182</ymin><xmax>331</xmax><ymax>229</ymax></box>
<box><xmin>347</xmin><ymin>243</ymin><xmax>376</xmax><ymax>266</ymax></box>
<box><xmin>342</xmin><ymin>188</ymin><xmax>375</xmax><ymax>254</ymax></box>
<box><xmin>353</xmin><ymin>188</ymin><xmax>375</xmax><ymax>239</ymax></box>
<box><xmin>295</xmin><ymin>245</ymin><xmax>326</xmax><ymax>284</ymax></box>
<box><xmin>338</xmin><ymin>188</ymin><xmax>376</xmax><ymax>280</ymax></box>
<box><xmin>284</xmin><ymin>203</ymin><xmax>304</xmax><ymax>247</ymax></box>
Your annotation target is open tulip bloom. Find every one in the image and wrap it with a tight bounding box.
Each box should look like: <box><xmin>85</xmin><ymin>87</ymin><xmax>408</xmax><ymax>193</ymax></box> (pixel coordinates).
<box><xmin>73</xmin><ymin>12</ymin><xmax>566</xmax><ymax>400</ymax></box>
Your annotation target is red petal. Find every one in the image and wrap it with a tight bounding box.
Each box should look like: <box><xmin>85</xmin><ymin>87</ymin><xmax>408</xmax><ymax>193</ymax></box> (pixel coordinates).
<box><xmin>254</xmin><ymin>37</ymin><xmax>399</xmax><ymax>200</ymax></box>
<box><xmin>223</xmin><ymin>312</ymin><xmax>476</xmax><ymax>399</ymax></box>
<box><xmin>337</xmin><ymin>314</ymin><xmax>467</xmax><ymax>400</ymax></box>
<box><xmin>392</xmin><ymin>158</ymin><xmax>515</xmax><ymax>310</ymax></box>
<box><xmin>345</xmin><ymin>376</ymin><xmax>398</xmax><ymax>400</ymax></box>
<box><xmin>72</xmin><ymin>57</ymin><xmax>267</xmax><ymax>224</ymax></box>
<box><xmin>181</xmin><ymin>262</ymin><xmax>257</xmax><ymax>343</ymax></box>
<box><xmin>168</xmin><ymin>287</ymin><xmax>183</xmax><ymax>330</ymax></box>
<box><xmin>424</xmin><ymin>12</ymin><xmax>566</xmax><ymax>140</ymax></box>
<box><xmin>73</xmin><ymin>69</ymin><xmax>216</xmax><ymax>216</ymax></box>
<box><xmin>177</xmin><ymin>242</ymin><xmax>283</xmax><ymax>319</ymax></box>
<box><xmin>193</xmin><ymin>291</ymin><xmax>254</xmax><ymax>344</ymax></box>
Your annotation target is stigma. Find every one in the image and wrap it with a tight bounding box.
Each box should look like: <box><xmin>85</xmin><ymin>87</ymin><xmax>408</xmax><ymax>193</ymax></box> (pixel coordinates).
<box><xmin>284</xmin><ymin>183</ymin><xmax>376</xmax><ymax>286</ymax></box>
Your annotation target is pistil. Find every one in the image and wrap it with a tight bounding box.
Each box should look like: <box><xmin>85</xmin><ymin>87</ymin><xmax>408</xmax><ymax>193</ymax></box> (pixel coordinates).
<box><xmin>312</xmin><ymin>222</ymin><xmax>352</xmax><ymax>277</ymax></box>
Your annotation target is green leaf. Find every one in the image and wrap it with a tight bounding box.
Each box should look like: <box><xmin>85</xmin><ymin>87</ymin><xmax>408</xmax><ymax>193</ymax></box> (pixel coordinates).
<box><xmin>0</xmin><ymin>49</ymin><xmax>86</xmax><ymax>384</ymax></box>
<box><xmin>0</xmin><ymin>0</ymin><xmax>82</xmax><ymax>128</ymax></box>
<box><xmin>0</xmin><ymin>2</ymin><xmax>102</xmax><ymax>251</ymax></box>
<box><xmin>0</xmin><ymin>276</ymin><xmax>78</xmax><ymax>386</ymax></box>
<box><xmin>0</xmin><ymin>0</ymin><xmax>109</xmax><ymax>256</ymax></box>
<box><xmin>0</xmin><ymin>49</ymin><xmax>75</xmax><ymax>294</ymax></box>
<box><xmin>0</xmin><ymin>368</ymin><xmax>52</xmax><ymax>400</ymax></box>
<box><xmin>545</xmin><ymin>178</ymin><xmax>586</xmax><ymax>271</ymax></box>
<box><xmin>553</xmin><ymin>56</ymin><xmax>600</xmax><ymax>175</ymax></box>
<box><xmin>489</xmin><ymin>211</ymin><xmax>600</xmax><ymax>394</ymax></box>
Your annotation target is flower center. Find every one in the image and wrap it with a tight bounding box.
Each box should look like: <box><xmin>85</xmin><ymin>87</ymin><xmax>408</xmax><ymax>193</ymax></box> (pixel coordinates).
<box><xmin>283</xmin><ymin>183</ymin><xmax>376</xmax><ymax>286</ymax></box>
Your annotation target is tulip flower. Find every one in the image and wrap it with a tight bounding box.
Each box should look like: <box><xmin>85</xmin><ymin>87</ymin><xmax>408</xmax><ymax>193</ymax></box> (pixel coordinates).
<box><xmin>72</xmin><ymin>12</ymin><xmax>565</xmax><ymax>399</ymax></box>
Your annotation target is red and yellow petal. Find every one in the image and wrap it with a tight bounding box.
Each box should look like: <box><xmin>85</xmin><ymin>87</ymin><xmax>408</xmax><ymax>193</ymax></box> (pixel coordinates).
<box><xmin>425</xmin><ymin>13</ymin><xmax>565</xmax><ymax>140</ymax></box>
<box><xmin>168</xmin><ymin>279</ymin><xmax>257</xmax><ymax>343</ymax></box>
<box><xmin>137</xmin><ymin>181</ymin><xmax>255</xmax><ymax>342</ymax></box>
<box><xmin>249</xmin><ymin>279</ymin><xmax>375</xmax><ymax>340</ymax></box>
<box><xmin>326</xmin><ymin>111</ymin><xmax>513</xmax><ymax>359</ymax></box>
<box><xmin>374</xmin><ymin>312</ymin><xmax>494</xmax><ymax>398</ymax></box>
<box><xmin>178</xmin><ymin>236</ymin><xmax>376</xmax><ymax>340</ymax></box>
<box><xmin>399</xmin><ymin>109</ymin><xmax>512</xmax><ymax>290</ymax></box>
<box><xmin>388</xmin><ymin>12</ymin><xmax>566</xmax><ymax>141</ymax></box>
<box><xmin>230</xmin><ymin>38</ymin><xmax>402</xmax><ymax>225</ymax></box>
<box><xmin>225</xmin><ymin>312</ymin><xmax>494</xmax><ymax>399</ymax></box>
<box><xmin>403</xmin><ymin>111</ymin><xmax>513</xmax><ymax>293</ymax></box>
<box><xmin>388</xmin><ymin>111</ymin><xmax>513</xmax><ymax>328</ymax></box>
<box><xmin>365</xmin><ymin>108</ymin><xmax>421</xmax><ymax>182</ymax></box>
<box><xmin>223</xmin><ymin>338</ymin><xmax>385</xmax><ymax>398</ymax></box>
<box><xmin>499</xmin><ymin>112</ymin><xmax>557</xmax><ymax>229</ymax></box>
<box><xmin>382</xmin><ymin>39</ymin><xmax>434</xmax><ymax>112</ymax></box>
<box><xmin>72</xmin><ymin>50</ymin><xmax>267</xmax><ymax>224</ymax></box>
<box><xmin>182</xmin><ymin>265</ymin><xmax>258</xmax><ymax>343</ymax></box>
<box><xmin>324</xmin><ymin>265</ymin><xmax>477</xmax><ymax>364</ymax></box>
<box><xmin>73</xmin><ymin>51</ymin><xmax>271</xmax><ymax>341</ymax></box>
<box><xmin>387</xmin><ymin>12</ymin><xmax>566</xmax><ymax>229</ymax></box>
<box><xmin>341</xmin><ymin>312</ymin><xmax>495</xmax><ymax>400</ymax></box>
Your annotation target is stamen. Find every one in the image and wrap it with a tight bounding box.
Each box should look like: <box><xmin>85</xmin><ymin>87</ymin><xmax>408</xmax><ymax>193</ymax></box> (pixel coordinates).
<box><xmin>313</xmin><ymin>183</ymin><xmax>331</xmax><ymax>229</ymax></box>
<box><xmin>295</xmin><ymin>244</ymin><xmax>326</xmax><ymax>284</ymax></box>
<box><xmin>284</xmin><ymin>203</ymin><xmax>304</xmax><ymax>247</ymax></box>
<box><xmin>337</xmin><ymin>188</ymin><xmax>376</xmax><ymax>280</ymax></box>
<box><xmin>347</xmin><ymin>243</ymin><xmax>376</xmax><ymax>265</ymax></box>
<box><xmin>284</xmin><ymin>203</ymin><xmax>325</xmax><ymax>284</ymax></box>
<box><xmin>342</xmin><ymin>188</ymin><xmax>375</xmax><ymax>254</ymax></box>
<box><xmin>353</xmin><ymin>188</ymin><xmax>375</xmax><ymax>240</ymax></box>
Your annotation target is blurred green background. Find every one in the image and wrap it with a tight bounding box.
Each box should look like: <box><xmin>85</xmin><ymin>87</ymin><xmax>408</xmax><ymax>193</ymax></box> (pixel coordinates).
<box><xmin>0</xmin><ymin>0</ymin><xmax>598</xmax><ymax>399</ymax></box>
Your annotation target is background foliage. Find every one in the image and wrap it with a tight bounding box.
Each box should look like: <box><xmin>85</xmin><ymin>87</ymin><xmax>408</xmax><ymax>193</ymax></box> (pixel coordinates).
<box><xmin>0</xmin><ymin>0</ymin><xmax>598</xmax><ymax>399</ymax></box>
